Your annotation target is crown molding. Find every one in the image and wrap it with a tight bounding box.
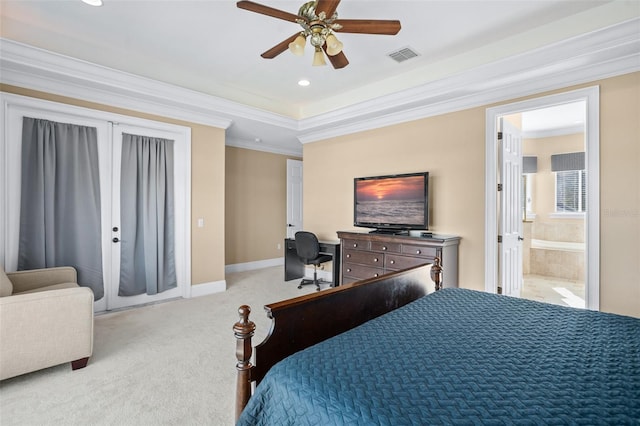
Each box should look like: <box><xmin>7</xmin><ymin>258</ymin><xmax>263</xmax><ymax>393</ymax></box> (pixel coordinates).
<box><xmin>298</xmin><ymin>17</ymin><xmax>640</xmax><ymax>143</ymax></box>
<box><xmin>0</xmin><ymin>38</ymin><xmax>297</xmax><ymax>132</ymax></box>
<box><xmin>226</xmin><ymin>136</ymin><xmax>302</xmax><ymax>157</ymax></box>
<box><xmin>1</xmin><ymin>17</ymin><xmax>639</xmax><ymax>151</ymax></box>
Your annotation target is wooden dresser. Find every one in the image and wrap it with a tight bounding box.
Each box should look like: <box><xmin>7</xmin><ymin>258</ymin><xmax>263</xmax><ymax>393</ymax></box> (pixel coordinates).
<box><xmin>337</xmin><ymin>231</ymin><xmax>460</xmax><ymax>288</ymax></box>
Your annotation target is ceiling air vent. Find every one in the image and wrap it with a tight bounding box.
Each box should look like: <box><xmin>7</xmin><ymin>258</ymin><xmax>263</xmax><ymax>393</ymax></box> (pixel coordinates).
<box><xmin>388</xmin><ymin>47</ymin><xmax>419</xmax><ymax>63</ymax></box>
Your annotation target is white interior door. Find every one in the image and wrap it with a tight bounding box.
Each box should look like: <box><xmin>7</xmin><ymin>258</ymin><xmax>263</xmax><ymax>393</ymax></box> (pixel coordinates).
<box><xmin>499</xmin><ymin>118</ymin><xmax>523</xmax><ymax>297</ymax></box>
<box><xmin>286</xmin><ymin>159</ymin><xmax>303</xmax><ymax>239</ymax></box>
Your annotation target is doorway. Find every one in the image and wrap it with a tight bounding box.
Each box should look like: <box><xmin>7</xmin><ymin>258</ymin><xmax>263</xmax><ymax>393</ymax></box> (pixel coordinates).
<box><xmin>485</xmin><ymin>87</ymin><xmax>600</xmax><ymax>311</ymax></box>
<box><xmin>286</xmin><ymin>159</ymin><xmax>303</xmax><ymax>239</ymax></box>
<box><xmin>1</xmin><ymin>93</ymin><xmax>191</xmax><ymax>313</ymax></box>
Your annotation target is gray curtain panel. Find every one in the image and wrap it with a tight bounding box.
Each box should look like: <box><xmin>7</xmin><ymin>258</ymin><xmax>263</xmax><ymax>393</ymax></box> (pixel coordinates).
<box><xmin>19</xmin><ymin>117</ymin><xmax>104</xmax><ymax>300</ymax></box>
<box><xmin>119</xmin><ymin>133</ymin><xmax>177</xmax><ymax>296</ymax></box>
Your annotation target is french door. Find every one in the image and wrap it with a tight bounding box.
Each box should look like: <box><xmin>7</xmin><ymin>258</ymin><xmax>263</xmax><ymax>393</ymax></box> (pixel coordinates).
<box><xmin>1</xmin><ymin>94</ymin><xmax>191</xmax><ymax>312</ymax></box>
<box><xmin>102</xmin><ymin>123</ymin><xmax>189</xmax><ymax>312</ymax></box>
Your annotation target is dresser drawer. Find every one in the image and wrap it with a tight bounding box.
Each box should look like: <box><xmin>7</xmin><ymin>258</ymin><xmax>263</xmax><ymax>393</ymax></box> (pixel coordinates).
<box><xmin>343</xmin><ymin>239</ymin><xmax>370</xmax><ymax>251</ymax></box>
<box><xmin>343</xmin><ymin>262</ymin><xmax>384</xmax><ymax>280</ymax></box>
<box><xmin>371</xmin><ymin>241</ymin><xmax>401</xmax><ymax>253</ymax></box>
<box><xmin>385</xmin><ymin>255</ymin><xmax>430</xmax><ymax>271</ymax></box>
<box><xmin>343</xmin><ymin>249</ymin><xmax>384</xmax><ymax>267</ymax></box>
<box><xmin>401</xmin><ymin>244</ymin><xmax>437</xmax><ymax>259</ymax></box>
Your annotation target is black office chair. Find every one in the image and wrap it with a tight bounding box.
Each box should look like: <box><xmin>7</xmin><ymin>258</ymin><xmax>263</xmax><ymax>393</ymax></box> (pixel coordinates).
<box><xmin>295</xmin><ymin>231</ymin><xmax>333</xmax><ymax>291</ymax></box>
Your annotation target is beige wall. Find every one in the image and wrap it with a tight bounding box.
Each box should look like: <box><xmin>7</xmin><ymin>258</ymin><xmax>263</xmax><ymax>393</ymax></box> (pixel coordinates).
<box><xmin>598</xmin><ymin>73</ymin><xmax>640</xmax><ymax>317</ymax></box>
<box><xmin>0</xmin><ymin>84</ymin><xmax>227</xmax><ymax>286</ymax></box>
<box><xmin>225</xmin><ymin>147</ymin><xmax>301</xmax><ymax>265</ymax></box>
<box><xmin>304</xmin><ymin>108</ymin><xmax>487</xmax><ymax>291</ymax></box>
<box><xmin>303</xmin><ymin>72</ymin><xmax>640</xmax><ymax>318</ymax></box>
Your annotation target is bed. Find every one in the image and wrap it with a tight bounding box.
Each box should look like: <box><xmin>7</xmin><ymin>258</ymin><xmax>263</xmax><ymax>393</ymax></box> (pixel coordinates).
<box><xmin>233</xmin><ymin>262</ymin><xmax>640</xmax><ymax>424</ymax></box>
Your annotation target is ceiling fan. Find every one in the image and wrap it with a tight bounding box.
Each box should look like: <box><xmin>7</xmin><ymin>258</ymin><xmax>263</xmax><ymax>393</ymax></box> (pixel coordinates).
<box><xmin>236</xmin><ymin>0</ymin><xmax>401</xmax><ymax>69</ymax></box>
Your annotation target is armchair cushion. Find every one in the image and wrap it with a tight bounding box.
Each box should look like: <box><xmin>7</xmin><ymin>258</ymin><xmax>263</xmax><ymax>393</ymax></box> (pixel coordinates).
<box><xmin>6</xmin><ymin>266</ymin><xmax>77</xmax><ymax>294</ymax></box>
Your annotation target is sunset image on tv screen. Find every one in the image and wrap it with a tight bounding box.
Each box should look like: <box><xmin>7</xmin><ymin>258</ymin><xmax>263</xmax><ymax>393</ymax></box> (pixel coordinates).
<box><xmin>355</xmin><ymin>176</ymin><xmax>425</xmax><ymax>225</ymax></box>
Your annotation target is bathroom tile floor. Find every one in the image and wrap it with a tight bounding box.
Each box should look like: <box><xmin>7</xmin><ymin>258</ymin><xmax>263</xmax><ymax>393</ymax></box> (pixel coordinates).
<box><xmin>522</xmin><ymin>274</ymin><xmax>585</xmax><ymax>309</ymax></box>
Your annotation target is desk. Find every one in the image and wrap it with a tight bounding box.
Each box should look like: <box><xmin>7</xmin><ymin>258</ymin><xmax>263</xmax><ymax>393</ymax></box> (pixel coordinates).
<box><xmin>284</xmin><ymin>238</ymin><xmax>341</xmax><ymax>287</ymax></box>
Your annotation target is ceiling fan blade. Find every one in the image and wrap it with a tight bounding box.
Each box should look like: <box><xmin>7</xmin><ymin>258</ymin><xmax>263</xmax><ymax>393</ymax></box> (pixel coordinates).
<box><xmin>334</xmin><ymin>19</ymin><xmax>401</xmax><ymax>35</ymax></box>
<box><xmin>322</xmin><ymin>45</ymin><xmax>349</xmax><ymax>69</ymax></box>
<box><xmin>261</xmin><ymin>33</ymin><xmax>300</xmax><ymax>59</ymax></box>
<box><xmin>315</xmin><ymin>0</ymin><xmax>341</xmax><ymax>18</ymax></box>
<box><xmin>237</xmin><ymin>1</ymin><xmax>303</xmax><ymax>23</ymax></box>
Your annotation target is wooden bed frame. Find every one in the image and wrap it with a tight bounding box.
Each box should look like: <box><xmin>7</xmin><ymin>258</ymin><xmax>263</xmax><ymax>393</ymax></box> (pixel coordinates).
<box><xmin>233</xmin><ymin>258</ymin><xmax>442</xmax><ymax>420</ymax></box>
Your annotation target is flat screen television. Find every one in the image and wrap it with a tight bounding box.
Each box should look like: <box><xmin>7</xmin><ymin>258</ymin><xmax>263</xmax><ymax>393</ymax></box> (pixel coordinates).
<box><xmin>354</xmin><ymin>172</ymin><xmax>429</xmax><ymax>234</ymax></box>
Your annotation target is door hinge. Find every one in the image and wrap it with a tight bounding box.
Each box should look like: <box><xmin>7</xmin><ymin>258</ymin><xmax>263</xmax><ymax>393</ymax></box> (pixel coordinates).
<box><xmin>497</xmin><ymin>183</ymin><xmax>503</xmax><ymax>191</ymax></box>
<box><xmin>497</xmin><ymin>286</ymin><xmax>503</xmax><ymax>294</ymax></box>
<box><xmin>497</xmin><ymin>131</ymin><xmax>503</xmax><ymax>140</ymax></box>
<box><xmin>498</xmin><ymin>235</ymin><xmax>502</xmax><ymax>243</ymax></box>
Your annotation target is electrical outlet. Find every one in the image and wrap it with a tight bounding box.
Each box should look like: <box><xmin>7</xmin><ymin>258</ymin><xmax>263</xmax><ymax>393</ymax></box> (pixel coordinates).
<box><xmin>277</xmin><ymin>243</ymin><xmax>281</xmax><ymax>250</ymax></box>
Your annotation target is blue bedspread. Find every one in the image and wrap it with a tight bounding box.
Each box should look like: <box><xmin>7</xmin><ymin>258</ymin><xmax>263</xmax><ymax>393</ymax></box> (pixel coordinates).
<box><xmin>238</xmin><ymin>288</ymin><xmax>640</xmax><ymax>425</ymax></box>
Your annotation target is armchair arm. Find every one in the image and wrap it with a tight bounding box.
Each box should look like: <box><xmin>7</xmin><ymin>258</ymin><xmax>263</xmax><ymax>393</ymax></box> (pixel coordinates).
<box><xmin>0</xmin><ymin>286</ymin><xmax>94</xmax><ymax>380</ymax></box>
<box><xmin>7</xmin><ymin>267</ymin><xmax>77</xmax><ymax>293</ymax></box>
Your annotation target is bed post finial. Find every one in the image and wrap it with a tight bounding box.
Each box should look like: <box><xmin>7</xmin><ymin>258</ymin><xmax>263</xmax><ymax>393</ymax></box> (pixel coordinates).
<box><xmin>430</xmin><ymin>257</ymin><xmax>443</xmax><ymax>291</ymax></box>
<box><xmin>233</xmin><ymin>305</ymin><xmax>255</xmax><ymax>421</ymax></box>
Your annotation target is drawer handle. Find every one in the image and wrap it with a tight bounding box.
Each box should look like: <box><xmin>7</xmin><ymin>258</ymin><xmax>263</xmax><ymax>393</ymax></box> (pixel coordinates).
<box><xmin>390</xmin><ymin>260</ymin><xmax>395</xmax><ymax>264</ymax></box>
<box><xmin>382</xmin><ymin>246</ymin><xmax>387</xmax><ymax>251</ymax></box>
<box><xmin>353</xmin><ymin>243</ymin><xmax>358</xmax><ymax>248</ymax></box>
<box><xmin>373</xmin><ymin>258</ymin><xmax>379</xmax><ymax>262</ymax></box>
<box><xmin>416</xmin><ymin>250</ymin><xmax>421</xmax><ymax>254</ymax></box>
<box><xmin>346</xmin><ymin>254</ymin><xmax>351</xmax><ymax>258</ymax></box>
<box><xmin>374</xmin><ymin>273</ymin><xmax>379</xmax><ymax>277</ymax></box>
<box><xmin>347</xmin><ymin>268</ymin><xmax>351</xmax><ymax>272</ymax></box>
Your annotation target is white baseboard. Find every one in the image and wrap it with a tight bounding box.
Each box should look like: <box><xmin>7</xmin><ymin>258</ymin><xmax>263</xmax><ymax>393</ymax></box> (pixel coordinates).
<box><xmin>190</xmin><ymin>280</ymin><xmax>226</xmax><ymax>298</ymax></box>
<box><xmin>225</xmin><ymin>257</ymin><xmax>284</xmax><ymax>274</ymax></box>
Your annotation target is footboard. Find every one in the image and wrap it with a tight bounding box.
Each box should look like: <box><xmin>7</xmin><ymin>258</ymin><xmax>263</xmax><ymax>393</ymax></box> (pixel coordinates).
<box><xmin>233</xmin><ymin>259</ymin><xmax>442</xmax><ymax>420</ymax></box>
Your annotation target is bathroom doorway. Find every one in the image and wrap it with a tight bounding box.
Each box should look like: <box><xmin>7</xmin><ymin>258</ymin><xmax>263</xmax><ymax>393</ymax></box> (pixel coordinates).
<box><xmin>485</xmin><ymin>87</ymin><xmax>600</xmax><ymax>311</ymax></box>
<box><xmin>511</xmin><ymin>103</ymin><xmax>587</xmax><ymax>308</ymax></box>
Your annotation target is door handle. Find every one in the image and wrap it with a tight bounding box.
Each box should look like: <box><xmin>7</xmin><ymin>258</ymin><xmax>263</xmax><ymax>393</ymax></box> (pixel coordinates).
<box><xmin>287</xmin><ymin>224</ymin><xmax>294</xmax><ymax>227</ymax></box>
<box><xmin>518</xmin><ymin>236</ymin><xmax>524</xmax><ymax>241</ymax></box>
<box><xmin>112</xmin><ymin>237</ymin><xmax>120</xmax><ymax>243</ymax></box>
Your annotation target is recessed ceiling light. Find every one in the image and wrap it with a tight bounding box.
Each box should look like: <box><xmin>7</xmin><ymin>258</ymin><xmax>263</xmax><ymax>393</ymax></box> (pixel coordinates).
<box><xmin>298</xmin><ymin>79</ymin><xmax>310</xmax><ymax>87</ymax></box>
<box><xmin>82</xmin><ymin>0</ymin><xmax>103</xmax><ymax>6</ymax></box>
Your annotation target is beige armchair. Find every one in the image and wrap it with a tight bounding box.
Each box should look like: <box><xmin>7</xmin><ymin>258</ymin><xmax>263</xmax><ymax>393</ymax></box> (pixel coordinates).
<box><xmin>0</xmin><ymin>266</ymin><xmax>94</xmax><ymax>380</ymax></box>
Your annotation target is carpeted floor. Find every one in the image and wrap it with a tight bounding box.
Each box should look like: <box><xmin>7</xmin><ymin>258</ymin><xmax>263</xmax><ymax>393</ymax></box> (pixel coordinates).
<box><xmin>0</xmin><ymin>266</ymin><xmax>319</xmax><ymax>425</ymax></box>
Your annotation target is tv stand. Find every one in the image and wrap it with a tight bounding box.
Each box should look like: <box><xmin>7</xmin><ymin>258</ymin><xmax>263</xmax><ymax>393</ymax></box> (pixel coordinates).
<box><xmin>338</xmin><ymin>231</ymin><xmax>460</xmax><ymax>288</ymax></box>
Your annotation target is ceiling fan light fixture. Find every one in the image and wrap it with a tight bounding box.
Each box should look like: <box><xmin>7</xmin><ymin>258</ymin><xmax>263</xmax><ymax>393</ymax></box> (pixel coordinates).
<box><xmin>325</xmin><ymin>33</ymin><xmax>343</xmax><ymax>56</ymax></box>
<box><xmin>288</xmin><ymin>34</ymin><xmax>306</xmax><ymax>57</ymax></box>
<box><xmin>309</xmin><ymin>30</ymin><xmax>324</xmax><ymax>48</ymax></box>
<box><xmin>236</xmin><ymin>1</ymin><xmax>401</xmax><ymax>69</ymax></box>
<box><xmin>312</xmin><ymin>47</ymin><xmax>326</xmax><ymax>66</ymax></box>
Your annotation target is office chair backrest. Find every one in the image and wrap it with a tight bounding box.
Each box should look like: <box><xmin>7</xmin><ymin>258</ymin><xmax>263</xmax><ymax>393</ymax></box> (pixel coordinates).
<box><xmin>295</xmin><ymin>231</ymin><xmax>320</xmax><ymax>263</ymax></box>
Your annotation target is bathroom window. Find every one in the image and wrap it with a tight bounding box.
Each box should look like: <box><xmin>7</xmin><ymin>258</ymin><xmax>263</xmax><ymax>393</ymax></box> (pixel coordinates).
<box><xmin>555</xmin><ymin>169</ymin><xmax>586</xmax><ymax>213</ymax></box>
